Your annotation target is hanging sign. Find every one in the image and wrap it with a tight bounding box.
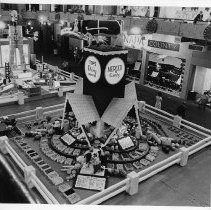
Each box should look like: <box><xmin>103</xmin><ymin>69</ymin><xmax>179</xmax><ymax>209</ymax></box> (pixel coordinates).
<box><xmin>148</xmin><ymin>40</ymin><xmax>180</xmax><ymax>51</ymax></box>
<box><xmin>188</xmin><ymin>44</ymin><xmax>206</xmax><ymax>52</ymax></box>
<box><xmin>85</xmin><ymin>56</ymin><xmax>101</xmax><ymax>83</ymax></box>
<box><xmin>123</xmin><ymin>34</ymin><xmax>144</xmax><ymax>49</ymax></box>
<box><xmin>105</xmin><ymin>57</ymin><xmax>125</xmax><ymax>85</ymax></box>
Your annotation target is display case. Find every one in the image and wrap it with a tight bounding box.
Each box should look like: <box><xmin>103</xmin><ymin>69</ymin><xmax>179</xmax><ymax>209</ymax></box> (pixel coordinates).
<box><xmin>144</xmin><ymin>53</ymin><xmax>186</xmax><ymax>97</ymax></box>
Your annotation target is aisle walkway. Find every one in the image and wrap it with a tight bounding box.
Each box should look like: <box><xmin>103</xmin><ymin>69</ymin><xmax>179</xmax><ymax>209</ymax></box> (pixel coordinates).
<box><xmin>0</xmin><ymin>86</ymin><xmax>210</xmax><ymax>206</ymax></box>
<box><xmin>103</xmin><ymin>147</ymin><xmax>211</xmax><ymax>206</ymax></box>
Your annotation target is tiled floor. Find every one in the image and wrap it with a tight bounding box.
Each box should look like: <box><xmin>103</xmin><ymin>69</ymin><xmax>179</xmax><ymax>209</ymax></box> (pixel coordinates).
<box><xmin>102</xmin><ymin>148</ymin><xmax>211</xmax><ymax>206</ymax></box>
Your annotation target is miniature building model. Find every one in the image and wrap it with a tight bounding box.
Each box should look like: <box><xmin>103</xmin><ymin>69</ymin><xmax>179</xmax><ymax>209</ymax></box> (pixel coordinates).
<box><xmin>8</xmin><ymin>25</ymin><xmax>26</xmax><ymax>71</ymax></box>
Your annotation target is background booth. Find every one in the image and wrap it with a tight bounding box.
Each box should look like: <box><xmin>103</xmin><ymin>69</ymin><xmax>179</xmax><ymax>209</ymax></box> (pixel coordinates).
<box><xmin>0</xmin><ymin>38</ymin><xmax>31</xmax><ymax>74</ymax></box>
<box><xmin>144</xmin><ymin>53</ymin><xmax>185</xmax><ymax>97</ymax></box>
<box><xmin>139</xmin><ymin>34</ymin><xmax>193</xmax><ymax>99</ymax></box>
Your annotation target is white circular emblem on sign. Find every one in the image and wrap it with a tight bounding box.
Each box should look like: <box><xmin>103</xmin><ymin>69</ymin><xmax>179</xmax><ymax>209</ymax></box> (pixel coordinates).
<box><xmin>105</xmin><ymin>57</ymin><xmax>125</xmax><ymax>85</ymax></box>
<box><xmin>85</xmin><ymin>56</ymin><xmax>101</xmax><ymax>83</ymax></box>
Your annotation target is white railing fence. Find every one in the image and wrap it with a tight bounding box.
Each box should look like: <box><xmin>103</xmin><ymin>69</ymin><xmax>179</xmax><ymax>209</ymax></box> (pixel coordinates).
<box><xmin>0</xmin><ymin>101</ymin><xmax>210</xmax><ymax>204</ymax></box>
<box><xmin>0</xmin><ymin>136</ymin><xmax>60</xmax><ymax>204</ymax></box>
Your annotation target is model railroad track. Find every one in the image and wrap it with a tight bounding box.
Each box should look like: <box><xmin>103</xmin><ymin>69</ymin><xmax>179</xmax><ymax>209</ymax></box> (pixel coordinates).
<box><xmin>47</xmin><ymin>133</ymin><xmax>151</xmax><ymax>164</ymax></box>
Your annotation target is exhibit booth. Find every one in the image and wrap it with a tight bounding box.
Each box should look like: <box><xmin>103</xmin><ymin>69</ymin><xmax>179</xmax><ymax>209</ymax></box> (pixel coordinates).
<box><xmin>0</xmin><ymin>38</ymin><xmax>30</xmax><ymax>73</ymax></box>
<box><xmin>120</xmin><ymin>32</ymin><xmax>211</xmax><ymax>100</ymax></box>
<box><xmin>0</xmin><ymin>27</ymin><xmax>210</xmax><ymax>204</ymax></box>
<box><xmin>188</xmin><ymin>50</ymin><xmax>211</xmax><ymax>105</ymax></box>
<box><xmin>124</xmin><ymin>33</ymin><xmax>193</xmax><ymax>99</ymax></box>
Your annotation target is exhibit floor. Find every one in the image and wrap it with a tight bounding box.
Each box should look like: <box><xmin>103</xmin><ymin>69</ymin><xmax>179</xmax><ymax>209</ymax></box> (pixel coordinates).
<box><xmin>103</xmin><ymin>147</ymin><xmax>211</xmax><ymax>206</ymax></box>
<box><xmin>0</xmin><ymin>85</ymin><xmax>210</xmax><ymax>206</ymax></box>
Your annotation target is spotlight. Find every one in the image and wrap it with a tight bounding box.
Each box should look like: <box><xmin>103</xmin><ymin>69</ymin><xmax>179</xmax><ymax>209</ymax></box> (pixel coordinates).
<box><xmin>130</xmin><ymin>27</ymin><xmax>142</xmax><ymax>35</ymax></box>
<box><xmin>39</xmin><ymin>15</ymin><xmax>47</xmax><ymax>24</ymax></box>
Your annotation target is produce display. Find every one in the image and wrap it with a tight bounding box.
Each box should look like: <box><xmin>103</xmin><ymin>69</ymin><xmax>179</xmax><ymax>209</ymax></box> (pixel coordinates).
<box><xmin>1</xmin><ymin>106</ymin><xmax>204</xmax><ymax>204</ymax></box>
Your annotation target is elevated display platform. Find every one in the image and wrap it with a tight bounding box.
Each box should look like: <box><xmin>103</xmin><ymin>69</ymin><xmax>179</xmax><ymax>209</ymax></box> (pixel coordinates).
<box><xmin>0</xmin><ymin>63</ymin><xmax>79</xmax><ymax>106</ymax></box>
<box><xmin>0</xmin><ymin>98</ymin><xmax>210</xmax><ymax>204</ymax></box>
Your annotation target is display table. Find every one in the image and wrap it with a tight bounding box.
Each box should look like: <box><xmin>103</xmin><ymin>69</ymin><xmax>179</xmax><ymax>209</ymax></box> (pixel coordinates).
<box><xmin>0</xmin><ymin>101</ymin><xmax>210</xmax><ymax>204</ymax></box>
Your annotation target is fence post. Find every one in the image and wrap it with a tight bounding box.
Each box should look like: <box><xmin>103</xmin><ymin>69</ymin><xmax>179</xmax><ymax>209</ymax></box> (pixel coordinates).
<box><xmin>138</xmin><ymin>101</ymin><xmax>146</xmax><ymax>113</ymax></box>
<box><xmin>126</xmin><ymin>171</ymin><xmax>139</xmax><ymax>195</ymax></box>
<box><xmin>179</xmin><ymin>147</ymin><xmax>189</xmax><ymax>166</ymax></box>
<box><xmin>36</xmin><ymin>106</ymin><xmax>44</xmax><ymax>120</ymax></box>
<box><xmin>17</xmin><ymin>92</ymin><xmax>25</xmax><ymax>105</ymax></box>
<box><xmin>24</xmin><ymin>165</ymin><xmax>36</xmax><ymax>189</ymax></box>
<box><xmin>173</xmin><ymin>115</ymin><xmax>182</xmax><ymax>128</ymax></box>
<box><xmin>0</xmin><ymin>136</ymin><xmax>9</xmax><ymax>154</ymax></box>
<box><xmin>58</xmin><ymin>87</ymin><xmax>63</xmax><ymax>97</ymax></box>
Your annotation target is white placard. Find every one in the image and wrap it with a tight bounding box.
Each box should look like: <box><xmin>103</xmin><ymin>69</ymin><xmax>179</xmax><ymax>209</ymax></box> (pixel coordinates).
<box><xmin>61</xmin><ymin>134</ymin><xmax>75</xmax><ymax>146</ymax></box>
<box><xmin>18</xmin><ymin>72</ymin><xmax>32</xmax><ymax>79</ymax></box>
<box><xmin>118</xmin><ymin>136</ymin><xmax>134</xmax><ymax>150</ymax></box>
<box><xmin>151</xmin><ymin>71</ymin><xmax>159</xmax><ymax>78</ymax></box>
<box><xmin>85</xmin><ymin>56</ymin><xmax>101</xmax><ymax>83</ymax></box>
<box><xmin>54</xmin><ymin>81</ymin><xmax>60</xmax><ymax>88</ymax></box>
<box><xmin>134</xmin><ymin>61</ymin><xmax>141</xmax><ymax>71</ymax></box>
<box><xmin>105</xmin><ymin>57</ymin><xmax>125</xmax><ymax>85</ymax></box>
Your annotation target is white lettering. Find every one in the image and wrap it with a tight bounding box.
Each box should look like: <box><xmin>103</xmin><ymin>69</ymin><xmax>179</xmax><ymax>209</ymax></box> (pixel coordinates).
<box><xmin>85</xmin><ymin>56</ymin><xmax>101</xmax><ymax>83</ymax></box>
<box><xmin>148</xmin><ymin>40</ymin><xmax>180</xmax><ymax>51</ymax></box>
<box><xmin>105</xmin><ymin>58</ymin><xmax>125</xmax><ymax>85</ymax></box>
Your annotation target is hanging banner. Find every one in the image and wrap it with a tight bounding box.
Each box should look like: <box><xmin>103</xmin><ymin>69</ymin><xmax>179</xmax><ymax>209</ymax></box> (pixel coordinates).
<box><xmin>123</xmin><ymin>34</ymin><xmax>144</xmax><ymax>49</ymax></box>
<box><xmin>148</xmin><ymin>40</ymin><xmax>180</xmax><ymax>52</ymax></box>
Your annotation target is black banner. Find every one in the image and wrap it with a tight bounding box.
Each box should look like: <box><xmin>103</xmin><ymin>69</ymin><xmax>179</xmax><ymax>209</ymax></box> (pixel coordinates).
<box><xmin>148</xmin><ymin>40</ymin><xmax>180</xmax><ymax>52</ymax></box>
<box><xmin>83</xmin><ymin>47</ymin><xmax>127</xmax><ymax>116</ymax></box>
<box><xmin>78</xmin><ymin>20</ymin><xmax>121</xmax><ymax>35</ymax></box>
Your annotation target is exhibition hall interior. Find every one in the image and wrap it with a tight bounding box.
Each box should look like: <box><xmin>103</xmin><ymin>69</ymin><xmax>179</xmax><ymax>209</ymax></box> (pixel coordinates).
<box><xmin>0</xmin><ymin>1</ymin><xmax>210</xmax><ymax>206</ymax></box>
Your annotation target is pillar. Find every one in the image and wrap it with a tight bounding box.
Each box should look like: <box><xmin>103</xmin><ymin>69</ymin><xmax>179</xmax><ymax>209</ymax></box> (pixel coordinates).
<box><xmin>0</xmin><ymin>136</ymin><xmax>9</xmax><ymax>154</ymax></box>
<box><xmin>173</xmin><ymin>115</ymin><xmax>182</xmax><ymax>128</ymax></box>
<box><xmin>36</xmin><ymin>107</ymin><xmax>44</xmax><ymax>120</ymax></box>
<box><xmin>18</xmin><ymin>91</ymin><xmax>25</xmax><ymax>105</ymax></box>
<box><xmin>81</xmin><ymin>5</ymin><xmax>85</xmax><ymax>12</ymax></box>
<box><xmin>100</xmin><ymin>6</ymin><xmax>103</xmax><ymax>14</ymax></box>
<box><xmin>179</xmin><ymin>147</ymin><xmax>189</xmax><ymax>166</ymax></box>
<box><xmin>24</xmin><ymin>165</ymin><xmax>36</xmax><ymax>188</ymax></box>
<box><xmin>126</xmin><ymin>171</ymin><xmax>139</xmax><ymax>195</ymax></box>
<box><xmin>116</xmin><ymin>6</ymin><xmax>121</xmax><ymax>15</ymax></box>
<box><xmin>58</xmin><ymin>87</ymin><xmax>63</xmax><ymax>97</ymax></box>
<box><xmin>63</xmin><ymin>5</ymin><xmax>68</xmax><ymax>13</ymax></box>
<box><xmin>180</xmin><ymin>53</ymin><xmax>193</xmax><ymax>99</ymax></box>
<box><xmin>39</xmin><ymin>4</ymin><xmax>43</xmax><ymax>11</ymax></box>
<box><xmin>140</xmin><ymin>50</ymin><xmax>149</xmax><ymax>85</ymax></box>
<box><xmin>51</xmin><ymin>4</ymin><xmax>55</xmax><ymax>12</ymax></box>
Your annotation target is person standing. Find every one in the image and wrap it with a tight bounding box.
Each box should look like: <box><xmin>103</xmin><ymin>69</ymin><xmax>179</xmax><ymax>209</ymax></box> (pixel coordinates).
<box><xmin>193</xmin><ymin>11</ymin><xmax>203</xmax><ymax>24</ymax></box>
<box><xmin>155</xmin><ymin>92</ymin><xmax>163</xmax><ymax>109</ymax></box>
<box><xmin>176</xmin><ymin>101</ymin><xmax>187</xmax><ymax>119</ymax></box>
